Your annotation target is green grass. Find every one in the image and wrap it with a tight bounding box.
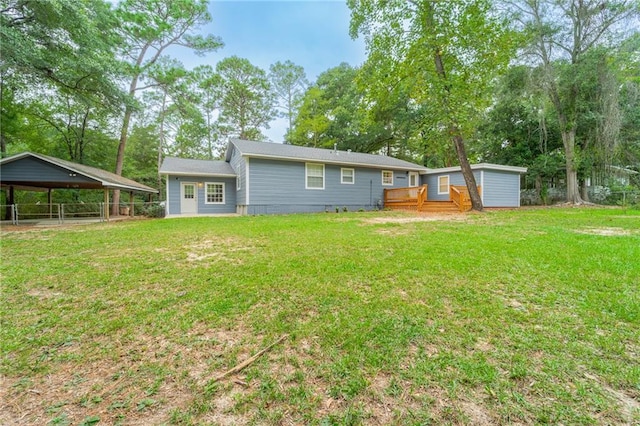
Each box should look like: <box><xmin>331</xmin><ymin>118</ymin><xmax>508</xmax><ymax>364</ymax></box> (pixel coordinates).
<box><xmin>1</xmin><ymin>208</ymin><xmax>639</xmax><ymax>425</ymax></box>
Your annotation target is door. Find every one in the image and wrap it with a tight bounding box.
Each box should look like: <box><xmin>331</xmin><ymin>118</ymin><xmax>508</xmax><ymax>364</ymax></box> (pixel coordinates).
<box><xmin>180</xmin><ymin>182</ymin><xmax>197</xmax><ymax>214</ymax></box>
<box><xmin>408</xmin><ymin>172</ymin><xmax>419</xmax><ymax>187</ymax></box>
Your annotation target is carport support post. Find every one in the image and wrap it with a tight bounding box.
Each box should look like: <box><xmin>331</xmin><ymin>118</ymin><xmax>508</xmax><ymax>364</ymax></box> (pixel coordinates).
<box><xmin>104</xmin><ymin>189</ymin><xmax>110</xmax><ymax>221</ymax></box>
<box><xmin>130</xmin><ymin>191</ymin><xmax>134</xmax><ymax>217</ymax></box>
<box><xmin>48</xmin><ymin>189</ymin><xmax>53</xmax><ymax>219</ymax></box>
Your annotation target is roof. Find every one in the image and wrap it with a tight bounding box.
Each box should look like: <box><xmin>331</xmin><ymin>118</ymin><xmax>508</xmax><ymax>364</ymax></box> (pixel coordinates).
<box><xmin>424</xmin><ymin>163</ymin><xmax>528</xmax><ymax>174</ymax></box>
<box><xmin>226</xmin><ymin>138</ymin><xmax>428</xmax><ymax>172</ymax></box>
<box><xmin>0</xmin><ymin>152</ymin><xmax>158</xmax><ymax>193</ymax></box>
<box><xmin>159</xmin><ymin>157</ymin><xmax>236</xmax><ymax>177</ymax></box>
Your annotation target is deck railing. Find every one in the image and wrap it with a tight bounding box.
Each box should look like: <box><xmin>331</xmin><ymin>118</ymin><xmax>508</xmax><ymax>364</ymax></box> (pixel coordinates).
<box><xmin>384</xmin><ymin>185</ymin><xmax>427</xmax><ymax>209</ymax></box>
<box><xmin>449</xmin><ymin>185</ymin><xmax>482</xmax><ymax>211</ymax></box>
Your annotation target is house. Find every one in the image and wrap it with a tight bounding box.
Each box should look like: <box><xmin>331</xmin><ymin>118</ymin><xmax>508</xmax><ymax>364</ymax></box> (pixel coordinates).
<box><xmin>159</xmin><ymin>138</ymin><xmax>527</xmax><ymax>216</ymax></box>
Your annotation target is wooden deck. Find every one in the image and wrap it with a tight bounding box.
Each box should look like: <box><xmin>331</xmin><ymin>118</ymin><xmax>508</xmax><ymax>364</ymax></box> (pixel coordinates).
<box><xmin>384</xmin><ymin>185</ymin><xmax>481</xmax><ymax>212</ymax></box>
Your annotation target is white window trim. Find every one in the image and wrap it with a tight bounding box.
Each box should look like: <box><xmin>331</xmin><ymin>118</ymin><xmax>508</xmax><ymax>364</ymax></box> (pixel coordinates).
<box><xmin>438</xmin><ymin>175</ymin><xmax>450</xmax><ymax>194</ymax></box>
<box><xmin>306</xmin><ymin>163</ymin><xmax>325</xmax><ymax>190</ymax></box>
<box><xmin>382</xmin><ymin>170</ymin><xmax>393</xmax><ymax>186</ymax></box>
<box><xmin>341</xmin><ymin>168</ymin><xmax>355</xmax><ymax>184</ymax></box>
<box><xmin>204</xmin><ymin>182</ymin><xmax>225</xmax><ymax>204</ymax></box>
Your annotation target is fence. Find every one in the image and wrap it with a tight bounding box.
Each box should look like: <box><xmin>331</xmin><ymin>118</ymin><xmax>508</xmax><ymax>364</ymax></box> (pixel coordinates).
<box><xmin>0</xmin><ymin>201</ymin><xmax>165</xmax><ymax>225</ymax></box>
<box><xmin>521</xmin><ymin>187</ymin><xmax>640</xmax><ymax>207</ymax></box>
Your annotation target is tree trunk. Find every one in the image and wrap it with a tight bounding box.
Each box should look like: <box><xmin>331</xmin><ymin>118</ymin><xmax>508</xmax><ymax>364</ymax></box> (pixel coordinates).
<box><xmin>452</xmin><ymin>133</ymin><xmax>483</xmax><ymax>211</ymax></box>
<box><xmin>111</xmin><ymin>104</ymin><xmax>134</xmax><ymax>215</ymax></box>
<box><xmin>561</xmin><ymin>128</ymin><xmax>583</xmax><ymax>204</ymax></box>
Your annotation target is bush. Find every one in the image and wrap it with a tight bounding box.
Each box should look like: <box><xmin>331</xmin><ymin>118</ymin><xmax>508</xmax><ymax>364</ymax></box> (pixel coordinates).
<box><xmin>142</xmin><ymin>203</ymin><xmax>165</xmax><ymax>218</ymax></box>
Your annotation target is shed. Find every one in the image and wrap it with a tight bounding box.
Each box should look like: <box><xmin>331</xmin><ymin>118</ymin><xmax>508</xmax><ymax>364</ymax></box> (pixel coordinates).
<box><xmin>422</xmin><ymin>164</ymin><xmax>528</xmax><ymax>208</ymax></box>
<box><xmin>0</xmin><ymin>152</ymin><xmax>158</xmax><ymax>220</ymax></box>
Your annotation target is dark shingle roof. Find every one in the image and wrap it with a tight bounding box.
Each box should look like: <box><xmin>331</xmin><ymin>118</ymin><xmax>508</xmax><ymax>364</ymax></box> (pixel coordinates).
<box><xmin>159</xmin><ymin>157</ymin><xmax>236</xmax><ymax>176</ymax></box>
<box><xmin>226</xmin><ymin>139</ymin><xmax>428</xmax><ymax>171</ymax></box>
<box><xmin>0</xmin><ymin>152</ymin><xmax>158</xmax><ymax>193</ymax></box>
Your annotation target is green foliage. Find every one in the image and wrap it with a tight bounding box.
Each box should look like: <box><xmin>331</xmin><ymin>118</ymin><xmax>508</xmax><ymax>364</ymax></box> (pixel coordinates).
<box><xmin>0</xmin><ymin>0</ymin><xmax>124</xmax><ymax>105</ymax></box>
<box><xmin>511</xmin><ymin>0</ymin><xmax>639</xmax><ymax>202</ymax></box>
<box><xmin>269</xmin><ymin>60</ymin><xmax>308</xmax><ymax>135</ymax></box>
<box><xmin>215</xmin><ymin>56</ymin><xmax>276</xmax><ymax>141</ymax></box>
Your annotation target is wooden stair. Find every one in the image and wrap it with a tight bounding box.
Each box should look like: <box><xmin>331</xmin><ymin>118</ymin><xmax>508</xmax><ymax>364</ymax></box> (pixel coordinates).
<box><xmin>419</xmin><ymin>200</ymin><xmax>461</xmax><ymax>213</ymax></box>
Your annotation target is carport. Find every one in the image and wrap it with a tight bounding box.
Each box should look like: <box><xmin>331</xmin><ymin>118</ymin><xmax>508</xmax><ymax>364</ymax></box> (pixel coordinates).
<box><xmin>0</xmin><ymin>152</ymin><xmax>158</xmax><ymax>223</ymax></box>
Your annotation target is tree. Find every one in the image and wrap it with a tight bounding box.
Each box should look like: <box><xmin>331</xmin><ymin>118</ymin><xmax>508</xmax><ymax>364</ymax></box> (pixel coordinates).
<box><xmin>477</xmin><ymin>65</ymin><xmax>564</xmax><ymax>202</ymax></box>
<box><xmin>289</xmin><ymin>86</ymin><xmax>331</xmax><ymax>148</ymax></box>
<box><xmin>268</xmin><ymin>60</ymin><xmax>308</xmax><ymax>139</ymax></box>
<box><xmin>0</xmin><ymin>0</ymin><xmax>124</xmax><ymax>106</ymax></box>
<box><xmin>349</xmin><ymin>0</ymin><xmax>517</xmax><ymax>211</ymax></box>
<box><xmin>112</xmin><ymin>0</ymin><xmax>222</xmax><ymax>213</ymax></box>
<box><xmin>290</xmin><ymin>64</ymin><xmax>365</xmax><ymax>149</ymax></box>
<box><xmin>215</xmin><ymin>56</ymin><xmax>275</xmax><ymax>141</ymax></box>
<box><xmin>191</xmin><ymin>65</ymin><xmax>224</xmax><ymax>159</ymax></box>
<box><xmin>506</xmin><ymin>0</ymin><xmax>638</xmax><ymax>203</ymax></box>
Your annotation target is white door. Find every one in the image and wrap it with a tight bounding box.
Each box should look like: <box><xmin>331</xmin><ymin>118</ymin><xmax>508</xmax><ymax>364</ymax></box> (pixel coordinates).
<box><xmin>408</xmin><ymin>172</ymin><xmax>419</xmax><ymax>187</ymax></box>
<box><xmin>181</xmin><ymin>182</ymin><xmax>197</xmax><ymax>214</ymax></box>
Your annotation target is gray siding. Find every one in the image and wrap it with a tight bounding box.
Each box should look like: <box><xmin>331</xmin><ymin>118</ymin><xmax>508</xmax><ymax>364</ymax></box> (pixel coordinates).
<box><xmin>423</xmin><ymin>169</ymin><xmax>521</xmax><ymax>206</ymax></box>
<box><xmin>482</xmin><ymin>170</ymin><xmax>521</xmax><ymax>207</ymax></box>
<box><xmin>1</xmin><ymin>157</ymin><xmax>97</xmax><ymax>184</ymax></box>
<box><xmin>248</xmin><ymin>158</ymin><xmax>410</xmax><ymax>212</ymax></box>
<box><xmin>167</xmin><ymin>175</ymin><xmax>236</xmax><ymax>215</ymax></box>
<box><xmin>229</xmin><ymin>147</ymin><xmax>246</xmax><ymax>206</ymax></box>
<box><xmin>424</xmin><ymin>171</ymin><xmax>480</xmax><ymax>201</ymax></box>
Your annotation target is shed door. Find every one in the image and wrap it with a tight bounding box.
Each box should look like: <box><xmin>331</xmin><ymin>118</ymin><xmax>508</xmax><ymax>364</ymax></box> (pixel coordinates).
<box><xmin>181</xmin><ymin>182</ymin><xmax>197</xmax><ymax>214</ymax></box>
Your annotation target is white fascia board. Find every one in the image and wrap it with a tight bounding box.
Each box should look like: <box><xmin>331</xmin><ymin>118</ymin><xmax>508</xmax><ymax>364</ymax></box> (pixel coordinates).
<box><xmin>160</xmin><ymin>171</ymin><xmax>237</xmax><ymax>178</ymax></box>
<box><xmin>243</xmin><ymin>153</ymin><xmax>427</xmax><ymax>172</ymax></box>
<box><xmin>424</xmin><ymin>163</ymin><xmax>528</xmax><ymax>174</ymax></box>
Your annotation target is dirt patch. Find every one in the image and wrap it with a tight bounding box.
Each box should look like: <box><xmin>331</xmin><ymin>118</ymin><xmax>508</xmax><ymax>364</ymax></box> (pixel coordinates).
<box><xmin>26</xmin><ymin>288</ymin><xmax>64</xmax><ymax>299</ymax></box>
<box><xmin>362</xmin><ymin>213</ymin><xmax>468</xmax><ymax>224</ymax></box>
<box><xmin>459</xmin><ymin>399</ymin><xmax>493</xmax><ymax>425</ymax></box>
<box><xmin>0</xmin><ymin>324</ymin><xmax>260</xmax><ymax>426</ymax></box>
<box><xmin>583</xmin><ymin>372</ymin><xmax>640</xmax><ymax>423</ymax></box>
<box><xmin>182</xmin><ymin>237</ymin><xmax>255</xmax><ymax>265</ymax></box>
<box><xmin>576</xmin><ymin>227</ymin><xmax>634</xmax><ymax>236</ymax></box>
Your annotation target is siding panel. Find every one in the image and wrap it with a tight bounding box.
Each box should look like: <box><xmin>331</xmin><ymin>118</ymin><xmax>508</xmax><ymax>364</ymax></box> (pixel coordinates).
<box><xmin>167</xmin><ymin>175</ymin><xmax>236</xmax><ymax>214</ymax></box>
<box><xmin>1</xmin><ymin>157</ymin><xmax>97</xmax><ymax>184</ymax></box>
<box><xmin>248</xmin><ymin>158</ymin><xmax>410</xmax><ymax>211</ymax></box>
<box><xmin>483</xmin><ymin>170</ymin><xmax>521</xmax><ymax>207</ymax></box>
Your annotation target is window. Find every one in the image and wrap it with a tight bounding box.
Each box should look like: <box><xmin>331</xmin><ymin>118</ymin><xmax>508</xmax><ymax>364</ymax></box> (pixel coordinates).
<box><xmin>306</xmin><ymin>163</ymin><xmax>324</xmax><ymax>189</ymax></box>
<box><xmin>341</xmin><ymin>168</ymin><xmax>354</xmax><ymax>184</ymax></box>
<box><xmin>409</xmin><ymin>172</ymin><xmax>418</xmax><ymax>187</ymax></box>
<box><xmin>183</xmin><ymin>184</ymin><xmax>195</xmax><ymax>199</ymax></box>
<box><xmin>382</xmin><ymin>170</ymin><xmax>393</xmax><ymax>186</ymax></box>
<box><xmin>205</xmin><ymin>182</ymin><xmax>224</xmax><ymax>204</ymax></box>
<box><xmin>438</xmin><ymin>175</ymin><xmax>450</xmax><ymax>194</ymax></box>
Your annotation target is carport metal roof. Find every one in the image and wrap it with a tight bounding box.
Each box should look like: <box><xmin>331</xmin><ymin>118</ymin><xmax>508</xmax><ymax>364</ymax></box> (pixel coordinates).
<box><xmin>0</xmin><ymin>152</ymin><xmax>158</xmax><ymax>194</ymax></box>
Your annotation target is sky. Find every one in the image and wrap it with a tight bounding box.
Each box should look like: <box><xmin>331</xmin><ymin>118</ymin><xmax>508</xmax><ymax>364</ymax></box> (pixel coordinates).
<box><xmin>168</xmin><ymin>0</ymin><xmax>367</xmax><ymax>142</ymax></box>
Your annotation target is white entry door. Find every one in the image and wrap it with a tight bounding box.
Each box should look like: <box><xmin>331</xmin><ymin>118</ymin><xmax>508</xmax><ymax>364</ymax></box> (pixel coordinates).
<box><xmin>408</xmin><ymin>172</ymin><xmax>419</xmax><ymax>187</ymax></box>
<box><xmin>181</xmin><ymin>182</ymin><xmax>197</xmax><ymax>214</ymax></box>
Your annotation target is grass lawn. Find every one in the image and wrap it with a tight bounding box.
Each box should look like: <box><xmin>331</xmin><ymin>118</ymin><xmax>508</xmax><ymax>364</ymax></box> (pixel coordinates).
<box><xmin>1</xmin><ymin>208</ymin><xmax>639</xmax><ymax>425</ymax></box>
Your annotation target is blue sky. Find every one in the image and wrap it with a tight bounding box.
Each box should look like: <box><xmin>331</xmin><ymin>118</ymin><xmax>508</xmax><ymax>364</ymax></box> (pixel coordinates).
<box><xmin>172</xmin><ymin>0</ymin><xmax>367</xmax><ymax>142</ymax></box>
